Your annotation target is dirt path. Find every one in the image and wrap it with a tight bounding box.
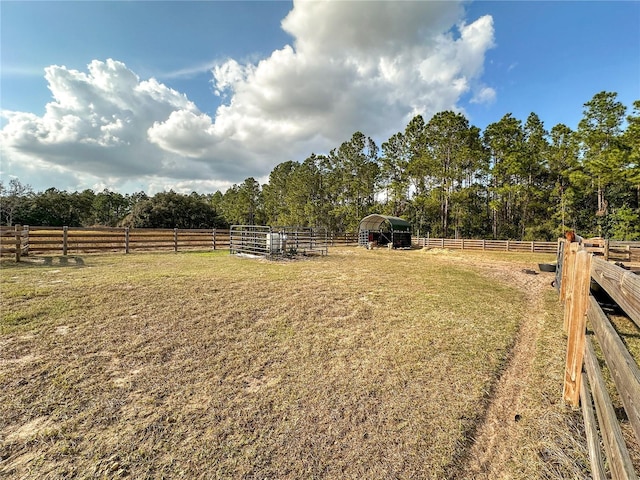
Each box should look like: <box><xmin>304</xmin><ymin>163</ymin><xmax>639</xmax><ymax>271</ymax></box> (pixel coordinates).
<box><xmin>455</xmin><ymin>260</ymin><xmax>554</xmax><ymax>479</ymax></box>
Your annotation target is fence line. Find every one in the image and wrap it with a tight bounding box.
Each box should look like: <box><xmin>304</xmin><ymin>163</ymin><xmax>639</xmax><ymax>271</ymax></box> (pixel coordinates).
<box><xmin>558</xmin><ymin>240</ymin><xmax>640</xmax><ymax>479</ymax></box>
<box><xmin>2</xmin><ymin>227</ymin><xmax>639</xmax><ymax>262</ymax></box>
<box><xmin>412</xmin><ymin>236</ymin><xmax>559</xmax><ymax>254</ymax></box>
<box><xmin>414</xmin><ymin>236</ymin><xmax>640</xmax><ymax>260</ymax></box>
<box><xmin>0</xmin><ymin>225</ymin><xmax>29</xmax><ymax>261</ymax></box>
<box><xmin>0</xmin><ymin>226</ymin><xmax>360</xmax><ymax>259</ymax></box>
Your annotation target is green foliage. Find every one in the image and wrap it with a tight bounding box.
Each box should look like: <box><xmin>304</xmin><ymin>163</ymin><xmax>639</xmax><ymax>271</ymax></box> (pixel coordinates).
<box><xmin>609</xmin><ymin>204</ymin><xmax>640</xmax><ymax>240</ymax></box>
<box><xmin>121</xmin><ymin>190</ymin><xmax>222</xmax><ymax>229</ymax></box>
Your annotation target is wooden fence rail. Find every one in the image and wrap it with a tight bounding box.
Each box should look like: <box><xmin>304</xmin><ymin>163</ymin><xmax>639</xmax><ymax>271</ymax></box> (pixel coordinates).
<box><xmin>412</xmin><ymin>236</ymin><xmax>559</xmax><ymax>254</ymax></box>
<box><xmin>559</xmin><ymin>240</ymin><xmax>640</xmax><ymax>479</ymax></box>
<box><xmin>0</xmin><ymin>225</ymin><xmax>29</xmax><ymax>261</ymax></box>
<box><xmin>0</xmin><ymin>227</ymin><xmax>360</xmax><ymax>258</ymax></box>
<box><xmin>414</xmin><ymin>236</ymin><xmax>640</xmax><ymax>260</ymax></box>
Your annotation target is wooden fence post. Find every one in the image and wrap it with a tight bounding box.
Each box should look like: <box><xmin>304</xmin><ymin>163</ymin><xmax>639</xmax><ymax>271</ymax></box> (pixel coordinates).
<box><xmin>24</xmin><ymin>225</ymin><xmax>29</xmax><ymax>257</ymax></box>
<box><xmin>482</xmin><ymin>239</ymin><xmax>486</xmax><ymax>250</ymax></box>
<box><xmin>506</xmin><ymin>239</ymin><xmax>510</xmax><ymax>252</ymax></box>
<box><xmin>174</xmin><ymin>228</ymin><xmax>178</xmax><ymax>252</ymax></box>
<box><xmin>124</xmin><ymin>227</ymin><xmax>130</xmax><ymax>254</ymax></box>
<box><xmin>14</xmin><ymin>225</ymin><xmax>21</xmax><ymax>262</ymax></box>
<box><xmin>604</xmin><ymin>239</ymin><xmax>610</xmax><ymax>261</ymax></box>
<box><xmin>531</xmin><ymin>241</ymin><xmax>535</xmax><ymax>252</ymax></box>
<box><xmin>560</xmin><ymin>241</ymin><xmax>576</xmax><ymax>306</ymax></box>
<box><xmin>213</xmin><ymin>228</ymin><xmax>217</xmax><ymax>250</ymax></box>
<box><xmin>63</xmin><ymin>226</ymin><xmax>68</xmax><ymax>256</ymax></box>
<box><xmin>563</xmin><ymin>249</ymin><xmax>592</xmax><ymax>407</ymax></box>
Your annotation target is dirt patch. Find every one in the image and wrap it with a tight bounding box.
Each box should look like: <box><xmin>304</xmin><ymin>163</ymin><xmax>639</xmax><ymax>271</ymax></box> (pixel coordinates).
<box><xmin>3</xmin><ymin>416</ymin><xmax>52</xmax><ymax>443</ymax></box>
<box><xmin>464</xmin><ymin>263</ymin><xmax>552</xmax><ymax>477</ymax></box>
<box><xmin>1</xmin><ymin>353</ymin><xmax>41</xmax><ymax>365</ymax></box>
<box><xmin>441</xmin><ymin>255</ymin><xmax>589</xmax><ymax>478</ymax></box>
<box><xmin>54</xmin><ymin>325</ymin><xmax>70</xmax><ymax>335</ymax></box>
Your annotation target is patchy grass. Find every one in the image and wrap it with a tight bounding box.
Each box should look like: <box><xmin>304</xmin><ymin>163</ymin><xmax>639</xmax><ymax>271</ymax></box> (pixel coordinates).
<box><xmin>502</xmin><ymin>289</ymin><xmax>590</xmax><ymax>479</ymax></box>
<box><xmin>1</xmin><ymin>248</ymin><xmax>582</xmax><ymax>478</ymax></box>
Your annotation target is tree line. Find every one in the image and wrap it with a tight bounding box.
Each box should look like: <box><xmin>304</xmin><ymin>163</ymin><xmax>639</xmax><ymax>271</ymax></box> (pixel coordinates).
<box><xmin>2</xmin><ymin>91</ymin><xmax>639</xmax><ymax>240</ymax></box>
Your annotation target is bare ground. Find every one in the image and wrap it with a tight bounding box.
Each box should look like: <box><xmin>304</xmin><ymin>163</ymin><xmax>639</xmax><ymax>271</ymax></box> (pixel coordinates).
<box><xmin>464</xmin><ymin>261</ymin><xmax>555</xmax><ymax>478</ymax></box>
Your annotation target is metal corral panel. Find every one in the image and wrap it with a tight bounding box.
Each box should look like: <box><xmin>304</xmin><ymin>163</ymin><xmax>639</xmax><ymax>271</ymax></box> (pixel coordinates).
<box><xmin>230</xmin><ymin>225</ymin><xmax>328</xmax><ymax>257</ymax></box>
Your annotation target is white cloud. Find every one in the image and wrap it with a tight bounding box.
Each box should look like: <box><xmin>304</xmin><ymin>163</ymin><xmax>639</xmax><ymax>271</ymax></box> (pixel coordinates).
<box><xmin>471</xmin><ymin>86</ymin><xmax>497</xmax><ymax>105</ymax></box>
<box><xmin>0</xmin><ymin>2</ymin><xmax>495</xmax><ymax>194</ymax></box>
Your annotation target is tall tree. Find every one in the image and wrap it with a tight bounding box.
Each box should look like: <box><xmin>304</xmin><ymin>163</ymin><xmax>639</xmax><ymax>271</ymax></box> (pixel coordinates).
<box><xmin>380</xmin><ymin>132</ymin><xmax>410</xmax><ymax>216</ymax></box>
<box><xmin>423</xmin><ymin>111</ymin><xmax>482</xmax><ymax>237</ymax></box>
<box><xmin>263</xmin><ymin>161</ymin><xmax>297</xmax><ymax>225</ymax></box>
<box><xmin>520</xmin><ymin>113</ymin><xmax>550</xmax><ymax>238</ymax></box>
<box><xmin>484</xmin><ymin>114</ymin><xmax>525</xmax><ymax>238</ymax></box>
<box><xmin>578</xmin><ymin>91</ymin><xmax>627</xmax><ymax>217</ymax></box>
<box><xmin>0</xmin><ymin>178</ymin><xmax>33</xmax><ymax>226</ymax></box>
<box><xmin>624</xmin><ymin>100</ymin><xmax>640</xmax><ymax>206</ymax></box>
<box><xmin>549</xmin><ymin>124</ymin><xmax>580</xmax><ymax>233</ymax></box>
<box><xmin>326</xmin><ymin>132</ymin><xmax>379</xmax><ymax>231</ymax></box>
<box><xmin>220</xmin><ymin>178</ymin><xmax>264</xmax><ymax>226</ymax></box>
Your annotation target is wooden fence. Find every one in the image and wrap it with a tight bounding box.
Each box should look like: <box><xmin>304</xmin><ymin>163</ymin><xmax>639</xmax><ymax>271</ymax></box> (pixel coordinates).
<box><xmin>414</xmin><ymin>236</ymin><xmax>639</xmax><ymax>261</ymax></box>
<box><xmin>413</xmin><ymin>237</ymin><xmax>559</xmax><ymax>254</ymax></box>
<box><xmin>559</xmin><ymin>240</ymin><xmax>640</xmax><ymax>479</ymax></box>
<box><xmin>0</xmin><ymin>226</ymin><xmax>359</xmax><ymax>260</ymax></box>
<box><xmin>2</xmin><ymin>227</ymin><xmax>637</xmax><ymax>263</ymax></box>
<box><xmin>0</xmin><ymin>226</ymin><xmax>29</xmax><ymax>261</ymax></box>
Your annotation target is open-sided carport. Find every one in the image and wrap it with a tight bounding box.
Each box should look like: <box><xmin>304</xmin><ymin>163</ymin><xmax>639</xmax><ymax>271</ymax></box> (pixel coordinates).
<box><xmin>358</xmin><ymin>214</ymin><xmax>412</xmax><ymax>249</ymax></box>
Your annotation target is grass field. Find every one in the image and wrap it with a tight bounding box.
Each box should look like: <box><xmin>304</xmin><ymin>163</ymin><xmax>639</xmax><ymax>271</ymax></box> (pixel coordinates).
<box><xmin>1</xmin><ymin>248</ymin><xmax>589</xmax><ymax>478</ymax></box>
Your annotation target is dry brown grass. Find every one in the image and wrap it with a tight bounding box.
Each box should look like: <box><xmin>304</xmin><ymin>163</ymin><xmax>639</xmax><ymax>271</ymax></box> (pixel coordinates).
<box><xmin>1</xmin><ymin>248</ymin><xmax>588</xmax><ymax>478</ymax></box>
<box><xmin>592</xmin><ymin>311</ymin><xmax>640</xmax><ymax>473</ymax></box>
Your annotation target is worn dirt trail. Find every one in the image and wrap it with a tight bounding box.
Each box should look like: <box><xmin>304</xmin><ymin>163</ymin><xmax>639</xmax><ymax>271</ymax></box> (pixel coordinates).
<box><xmin>453</xmin><ymin>259</ymin><xmax>554</xmax><ymax>479</ymax></box>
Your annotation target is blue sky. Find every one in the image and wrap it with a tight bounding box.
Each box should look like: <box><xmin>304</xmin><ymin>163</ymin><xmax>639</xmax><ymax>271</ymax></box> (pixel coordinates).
<box><xmin>1</xmin><ymin>1</ymin><xmax>639</xmax><ymax>194</ymax></box>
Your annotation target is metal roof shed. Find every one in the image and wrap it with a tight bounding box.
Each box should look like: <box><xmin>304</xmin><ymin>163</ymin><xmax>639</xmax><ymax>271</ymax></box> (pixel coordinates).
<box><xmin>358</xmin><ymin>214</ymin><xmax>412</xmax><ymax>249</ymax></box>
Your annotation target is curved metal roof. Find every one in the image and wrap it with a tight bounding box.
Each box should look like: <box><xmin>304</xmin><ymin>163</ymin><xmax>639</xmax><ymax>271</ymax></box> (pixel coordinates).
<box><xmin>358</xmin><ymin>214</ymin><xmax>411</xmax><ymax>232</ymax></box>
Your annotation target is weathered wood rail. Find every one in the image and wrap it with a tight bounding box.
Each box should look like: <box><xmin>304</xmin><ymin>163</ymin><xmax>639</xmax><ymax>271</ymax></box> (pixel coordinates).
<box><xmin>413</xmin><ymin>236</ymin><xmax>559</xmax><ymax>253</ymax></box>
<box><xmin>0</xmin><ymin>225</ymin><xmax>29</xmax><ymax>261</ymax></box>
<box><xmin>0</xmin><ymin>226</ymin><xmax>360</xmax><ymax>259</ymax></box>
<box><xmin>560</xmin><ymin>240</ymin><xmax>640</xmax><ymax>479</ymax></box>
<box><xmin>415</xmin><ymin>236</ymin><xmax>639</xmax><ymax>260</ymax></box>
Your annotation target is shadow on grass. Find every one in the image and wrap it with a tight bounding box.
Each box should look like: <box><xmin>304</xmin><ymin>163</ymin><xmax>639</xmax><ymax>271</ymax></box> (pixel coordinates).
<box><xmin>1</xmin><ymin>256</ymin><xmax>86</xmax><ymax>269</ymax></box>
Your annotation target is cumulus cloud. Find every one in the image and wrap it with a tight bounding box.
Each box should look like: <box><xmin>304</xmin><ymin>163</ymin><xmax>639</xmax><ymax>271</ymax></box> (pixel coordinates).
<box><xmin>1</xmin><ymin>1</ymin><xmax>495</xmax><ymax>194</ymax></box>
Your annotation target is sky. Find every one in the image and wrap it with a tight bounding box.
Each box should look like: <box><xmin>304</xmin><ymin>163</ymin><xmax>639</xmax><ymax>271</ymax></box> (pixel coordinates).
<box><xmin>1</xmin><ymin>0</ymin><xmax>639</xmax><ymax>195</ymax></box>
